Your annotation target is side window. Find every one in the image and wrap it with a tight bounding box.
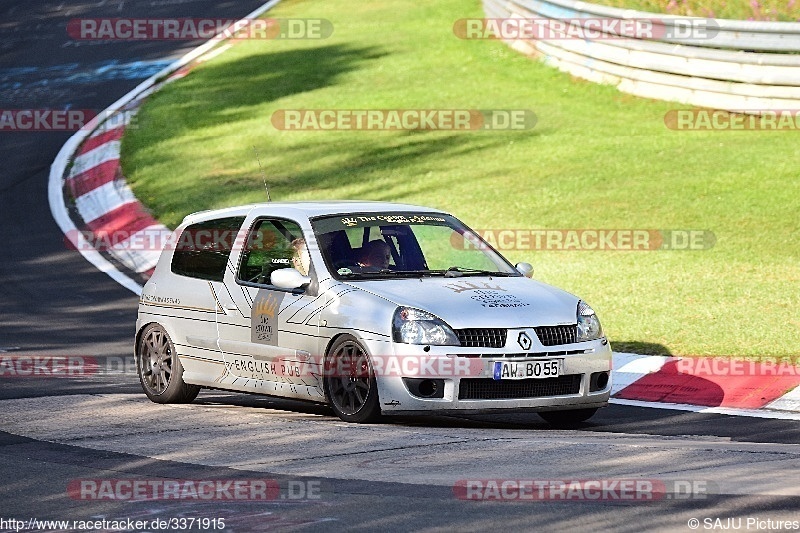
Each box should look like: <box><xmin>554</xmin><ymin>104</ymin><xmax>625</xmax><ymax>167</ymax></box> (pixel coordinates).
<box><xmin>171</xmin><ymin>217</ymin><xmax>245</xmax><ymax>282</ymax></box>
<box><xmin>238</xmin><ymin>218</ymin><xmax>308</xmax><ymax>286</ymax></box>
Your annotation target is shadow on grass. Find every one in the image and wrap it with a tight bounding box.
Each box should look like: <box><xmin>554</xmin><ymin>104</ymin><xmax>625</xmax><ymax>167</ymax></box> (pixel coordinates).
<box><xmin>136</xmin><ymin>43</ymin><xmax>388</xmax><ymax>134</ymax></box>
<box><xmin>247</xmin><ymin>130</ymin><xmax>523</xmax><ymax>202</ymax></box>
<box><xmin>612</xmin><ymin>341</ymin><xmax>672</xmax><ymax>356</ymax></box>
<box><xmin>125</xmin><ymin>42</ymin><xmax>543</xmax><ymax>220</ymax></box>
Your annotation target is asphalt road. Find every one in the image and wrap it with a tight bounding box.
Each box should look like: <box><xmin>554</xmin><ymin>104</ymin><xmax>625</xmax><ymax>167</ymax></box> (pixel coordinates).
<box><xmin>0</xmin><ymin>2</ymin><xmax>798</xmax><ymax>532</ymax></box>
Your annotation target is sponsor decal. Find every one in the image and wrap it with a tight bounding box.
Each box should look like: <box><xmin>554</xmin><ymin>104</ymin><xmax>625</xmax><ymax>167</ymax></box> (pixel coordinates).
<box><xmin>140</xmin><ymin>294</ymin><xmax>181</xmax><ymax>306</ymax></box>
<box><xmin>443</xmin><ymin>281</ymin><xmax>527</xmax><ymax>308</ymax></box>
<box><xmin>251</xmin><ymin>291</ymin><xmax>285</xmax><ymax>345</ymax></box>
<box><xmin>470</xmin><ymin>290</ymin><xmax>530</xmax><ymax>308</ymax></box>
<box><xmin>225</xmin><ymin>355</ymin><xmax>484</xmax><ymax>380</ymax></box>
<box><xmin>444</xmin><ymin>281</ymin><xmax>505</xmax><ymax>294</ymax></box>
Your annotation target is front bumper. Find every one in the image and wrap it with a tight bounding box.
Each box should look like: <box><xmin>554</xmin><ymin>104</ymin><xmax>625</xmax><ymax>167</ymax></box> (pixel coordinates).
<box><xmin>366</xmin><ymin>335</ymin><xmax>612</xmax><ymax>415</ymax></box>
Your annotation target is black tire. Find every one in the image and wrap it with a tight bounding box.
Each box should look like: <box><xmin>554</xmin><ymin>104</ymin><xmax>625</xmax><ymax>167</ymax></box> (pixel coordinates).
<box><xmin>538</xmin><ymin>408</ymin><xmax>598</xmax><ymax>427</ymax></box>
<box><xmin>136</xmin><ymin>324</ymin><xmax>200</xmax><ymax>404</ymax></box>
<box><xmin>323</xmin><ymin>335</ymin><xmax>381</xmax><ymax>423</ymax></box>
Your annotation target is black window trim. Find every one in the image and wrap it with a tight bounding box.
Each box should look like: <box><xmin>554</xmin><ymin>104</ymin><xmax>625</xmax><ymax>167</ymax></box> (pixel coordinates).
<box><xmin>170</xmin><ymin>215</ymin><xmax>246</xmax><ymax>283</ymax></box>
<box><xmin>234</xmin><ymin>215</ymin><xmax>316</xmax><ymax>295</ymax></box>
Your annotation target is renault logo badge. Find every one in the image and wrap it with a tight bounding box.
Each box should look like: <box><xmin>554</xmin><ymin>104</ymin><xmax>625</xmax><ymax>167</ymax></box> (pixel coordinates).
<box><xmin>517</xmin><ymin>332</ymin><xmax>532</xmax><ymax>351</ymax></box>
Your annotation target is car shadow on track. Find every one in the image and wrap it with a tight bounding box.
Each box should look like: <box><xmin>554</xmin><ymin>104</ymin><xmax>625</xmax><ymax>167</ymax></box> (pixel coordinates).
<box><xmin>193</xmin><ymin>389</ymin><xmax>800</xmax><ymax>444</ymax></box>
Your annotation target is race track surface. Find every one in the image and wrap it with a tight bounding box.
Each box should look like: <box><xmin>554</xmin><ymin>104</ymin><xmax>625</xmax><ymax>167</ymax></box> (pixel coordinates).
<box><xmin>1</xmin><ymin>2</ymin><xmax>798</xmax><ymax>531</ymax></box>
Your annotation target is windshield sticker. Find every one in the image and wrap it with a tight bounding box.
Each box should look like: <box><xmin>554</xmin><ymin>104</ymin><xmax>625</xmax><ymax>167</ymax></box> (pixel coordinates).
<box><xmin>313</xmin><ymin>212</ymin><xmax>450</xmax><ymax>233</ymax></box>
<box><xmin>445</xmin><ymin>281</ymin><xmax>505</xmax><ymax>294</ymax></box>
<box><xmin>337</xmin><ymin>267</ymin><xmax>353</xmax><ymax>276</ymax></box>
<box><xmin>251</xmin><ymin>291</ymin><xmax>285</xmax><ymax>345</ymax></box>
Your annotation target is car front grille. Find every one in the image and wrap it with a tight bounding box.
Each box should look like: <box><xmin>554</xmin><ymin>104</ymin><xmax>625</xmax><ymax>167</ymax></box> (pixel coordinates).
<box><xmin>534</xmin><ymin>325</ymin><xmax>577</xmax><ymax>346</ymax></box>
<box><xmin>455</xmin><ymin>349</ymin><xmax>586</xmax><ymax>359</ymax></box>
<box><xmin>455</xmin><ymin>328</ymin><xmax>507</xmax><ymax>348</ymax></box>
<box><xmin>458</xmin><ymin>374</ymin><xmax>582</xmax><ymax>400</ymax></box>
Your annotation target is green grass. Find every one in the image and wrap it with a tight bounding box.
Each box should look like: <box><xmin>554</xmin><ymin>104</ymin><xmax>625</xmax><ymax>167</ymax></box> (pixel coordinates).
<box><xmin>121</xmin><ymin>0</ymin><xmax>800</xmax><ymax>358</ymax></box>
<box><xmin>590</xmin><ymin>0</ymin><xmax>800</xmax><ymax>21</ymax></box>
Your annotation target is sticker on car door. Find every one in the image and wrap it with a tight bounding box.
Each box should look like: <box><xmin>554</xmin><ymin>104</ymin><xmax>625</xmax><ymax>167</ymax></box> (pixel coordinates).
<box><xmin>251</xmin><ymin>290</ymin><xmax>286</xmax><ymax>345</ymax></box>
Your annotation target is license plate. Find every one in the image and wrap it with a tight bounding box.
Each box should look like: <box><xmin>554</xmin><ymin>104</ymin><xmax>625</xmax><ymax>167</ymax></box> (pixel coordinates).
<box><xmin>493</xmin><ymin>359</ymin><xmax>563</xmax><ymax>380</ymax></box>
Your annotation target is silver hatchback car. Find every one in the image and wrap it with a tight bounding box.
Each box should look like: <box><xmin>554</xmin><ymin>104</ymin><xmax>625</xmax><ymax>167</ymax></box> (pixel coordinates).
<box><xmin>136</xmin><ymin>201</ymin><xmax>612</xmax><ymax>424</ymax></box>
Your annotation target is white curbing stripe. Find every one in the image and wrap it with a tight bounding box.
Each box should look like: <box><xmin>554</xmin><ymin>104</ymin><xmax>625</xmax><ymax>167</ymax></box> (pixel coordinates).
<box><xmin>610</xmin><ymin>398</ymin><xmax>800</xmax><ymax>421</ymax></box>
<box><xmin>69</xmin><ymin>141</ymin><xmax>120</xmax><ymax>177</ymax></box>
<box><xmin>765</xmin><ymin>384</ymin><xmax>800</xmax><ymax>412</ymax></box>
<box><xmin>75</xmin><ymin>183</ymin><xmax>136</xmax><ymax>225</ymax></box>
<box><xmin>611</xmin><ymin>352</ymin><xmax>672</xmax><ymax>395</ymax></box>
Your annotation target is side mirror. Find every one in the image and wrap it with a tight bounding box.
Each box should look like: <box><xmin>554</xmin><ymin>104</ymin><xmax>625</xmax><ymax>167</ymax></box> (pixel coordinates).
<box><xmin>270</xmin><ymin>268</ymin><xmax>311</xmax><ymax>290</ymax></box>
<box><xmin>515</xmin><ymin>262</ymin><xmax>534</xmax><ymax>278</ymax></box>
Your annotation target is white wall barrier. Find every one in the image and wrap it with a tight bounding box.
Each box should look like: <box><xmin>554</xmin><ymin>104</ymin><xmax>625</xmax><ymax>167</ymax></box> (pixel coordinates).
<box><xmin>482</xmin><ymin>0</ymin><xmax>800</xmax><ymax>112</ymax></box>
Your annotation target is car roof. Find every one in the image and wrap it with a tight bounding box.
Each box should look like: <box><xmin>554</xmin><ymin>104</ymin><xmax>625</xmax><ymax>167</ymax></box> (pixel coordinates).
<box><xmin>181</xmin><ymin>201</ymin><xmax>450</xmax><ymax>225</ymax></box>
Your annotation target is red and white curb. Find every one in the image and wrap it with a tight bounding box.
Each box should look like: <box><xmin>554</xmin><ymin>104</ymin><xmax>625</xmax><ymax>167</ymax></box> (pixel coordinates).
<box><xmin>611</xmin><ymin>353</ymin><xmax>800</xmax><ymax>420</ymax></box>
<box><xmin>48</xmin><ymin>0</ymin><xmax>282</xmax><ymax>295</ymax></box>
<box><xmin>45</xmin><ymin>1</ymin><xmax>800</xmax><ymax>419</ymax></box>
<box><xmin>65</xmin><ymin>92</ymin><xmax>169</xmax><ymax>281</ymax></box>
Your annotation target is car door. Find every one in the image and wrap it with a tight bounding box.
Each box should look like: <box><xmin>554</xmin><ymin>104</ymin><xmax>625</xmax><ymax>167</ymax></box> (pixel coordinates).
<box><xmin>212</xmin><ymin>216</ymin><xmax>325</xmax><ymax>402</ymax></box>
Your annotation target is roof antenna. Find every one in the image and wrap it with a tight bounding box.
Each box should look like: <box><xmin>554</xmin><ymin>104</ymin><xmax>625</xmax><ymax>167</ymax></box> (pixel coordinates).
<box><xmin>252</xmin><ymin>145</ymin><xmax>272</xmax><ymax>202</ymax></box>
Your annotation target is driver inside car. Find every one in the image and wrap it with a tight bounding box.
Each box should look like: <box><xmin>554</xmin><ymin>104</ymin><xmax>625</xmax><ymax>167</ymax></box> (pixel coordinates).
<box><xmin>357</xmin><ymin>239</ymin><xmax>392</xmax><ymax>271</ymax></box>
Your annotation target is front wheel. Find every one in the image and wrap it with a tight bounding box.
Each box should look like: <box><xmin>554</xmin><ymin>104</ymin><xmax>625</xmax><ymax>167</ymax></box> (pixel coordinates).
<box><xmin>538</xmin><ymin>408</ymin><xmax>598</xmax><ymax>427</ymax></box>
<box><xmin>136</xmin><ymin>324</ymin><xmax>200</xmax><ymax>404</ymax></box>
<box><xmin>323</xmin><ymin>335</ymin><xmax>381</xmax><ymax>423</ymax></box>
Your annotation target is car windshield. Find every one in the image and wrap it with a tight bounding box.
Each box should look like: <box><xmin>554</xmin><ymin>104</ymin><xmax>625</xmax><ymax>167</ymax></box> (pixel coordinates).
<box><xmin>310</xmin><ymin>212</ymin><xmax>520</xmax><ymax>280</ymax></box>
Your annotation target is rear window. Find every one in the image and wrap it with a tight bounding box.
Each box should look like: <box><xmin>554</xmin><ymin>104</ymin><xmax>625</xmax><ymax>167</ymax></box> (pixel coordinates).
<box><xmin>170</xmin><ymin>217</ymin><xmax>245</xmax><ymax>282</ymax></box>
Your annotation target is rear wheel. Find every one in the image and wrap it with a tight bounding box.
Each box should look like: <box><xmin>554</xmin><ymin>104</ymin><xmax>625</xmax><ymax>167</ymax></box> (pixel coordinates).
<box><xmin>323</xmin><ymin>335</ymin><xmax>381</xmax><ymax>423</ymax></box>
<box><xmin>136</xmin><ymin>324</ymin><xmax>200</xmax><ymax>404</ymax></box>
<box><xmin>538</xmin><ymin>408</ymin><xmax>598</xmax><ymax>427</ymax></box>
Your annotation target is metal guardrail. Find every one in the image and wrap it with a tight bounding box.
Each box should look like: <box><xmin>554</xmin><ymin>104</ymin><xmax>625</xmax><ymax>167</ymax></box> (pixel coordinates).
<box><xmin>483</xmin><ymin>0</ymin><xmax>800</xmax><ymax>111</ymax></box>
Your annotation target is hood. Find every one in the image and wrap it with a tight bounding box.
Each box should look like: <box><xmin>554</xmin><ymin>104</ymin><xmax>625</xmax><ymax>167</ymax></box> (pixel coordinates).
<box><xmin>345</xmin><ymin>276</ymin><xmax>579</xmax><ymax>329</ymax></box>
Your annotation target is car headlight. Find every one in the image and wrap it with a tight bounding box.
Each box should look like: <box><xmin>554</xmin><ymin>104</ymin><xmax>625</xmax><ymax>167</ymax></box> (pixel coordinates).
<box><xmin>576</xmin><ymin>301</ymin><xmax>603</xmax><ymax>342</ymax></box>
<box><xmin>392</xmin><ymin>307</ymin><xmax>460</xmax><ymax>346</ymax></box>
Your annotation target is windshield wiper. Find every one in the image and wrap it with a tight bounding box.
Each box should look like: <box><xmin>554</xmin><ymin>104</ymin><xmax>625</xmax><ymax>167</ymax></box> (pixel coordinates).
<box><xmin>338</xmin><ymin>269</ymin><xmax>431</xmax><ymax>279</ymax></box>
<box><xmin>338</xmin><ymin>267</ymin><xmax>514</xmax><ymax>279</ymax></box>
<box><xmin>442</xmin><ymin>266</ymin><xmax>515</xmax><ymax>278</ymax></box>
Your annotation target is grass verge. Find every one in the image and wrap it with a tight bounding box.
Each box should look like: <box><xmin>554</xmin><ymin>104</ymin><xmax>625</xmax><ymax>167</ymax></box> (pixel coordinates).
<box><xmin>121</xmin><ymin>0</ymin><xmax>800</xmax><ymax>357</ymax></box>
